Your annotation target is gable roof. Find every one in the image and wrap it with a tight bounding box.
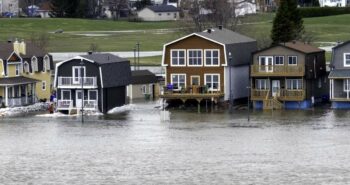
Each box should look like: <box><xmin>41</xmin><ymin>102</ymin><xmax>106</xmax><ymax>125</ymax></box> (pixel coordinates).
<box><xmin>131</xmin><ymin>70</ymin><xmax>158</xmax><ymax>85</ymax></box>
<box><xmin>147</xmin><ymin>5</ymin><xmax>179</xmax><ymax>12</ymax></box>
<box><xmin>255</xmin><ymin>41</ymin><xmax>324</xmax><ymax>54</ymax></box>
<box><xmin>0</xmin><ymin>42</ymin><xmax>48</xmax><ymax>59</ymax></box>
<box><xmin>196</xmin><ymin>28</ymin><xmax>256</xmax><ymax>45</ymax></box>
<box><xmin>80</xmin><ymin>53</ymin><xmax>129</xmax><ymax>65</ymax></box>
<box><xmin>333</xmin><ymin>40</ymin><xmax>350</xmax><ymax>50</ymax></box>
<box><xmin>329</xmin><ymin>69</ymin><xmax>350</xmax><ymax>78</ymax></box>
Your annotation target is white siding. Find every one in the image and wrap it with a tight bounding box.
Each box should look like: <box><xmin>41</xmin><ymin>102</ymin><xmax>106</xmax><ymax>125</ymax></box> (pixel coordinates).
<box><xmin>138</xmin><ymin>8</ymin><xmax>179</xmax><ymax>21</ymax></box>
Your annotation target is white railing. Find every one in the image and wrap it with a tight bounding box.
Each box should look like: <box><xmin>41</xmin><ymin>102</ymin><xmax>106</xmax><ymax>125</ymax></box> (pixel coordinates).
<box><xmin>7</xmin><ymin>96</ymin><xmax>35</xmax><ymax>107</ymax></box>
<box><xmin>57</xmin><ymin>100</ymin><xmax>72</xmax><ymax>110</ymax></box>
<box><xmin>83</xmin><ymin>100</ymin><xmax>98</xmax><ymax>110</ymax></box>
<box><xmin>58</xmin><ymin>77</ymin><xmax>97</xmax><ymax>88</ymax></box>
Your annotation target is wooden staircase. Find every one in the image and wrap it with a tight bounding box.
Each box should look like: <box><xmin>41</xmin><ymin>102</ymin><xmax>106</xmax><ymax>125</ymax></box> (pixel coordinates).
<box><xmin>263</xmin><ymin>90</ymin><xmax>284</xmax><ymax>110</ymax></box>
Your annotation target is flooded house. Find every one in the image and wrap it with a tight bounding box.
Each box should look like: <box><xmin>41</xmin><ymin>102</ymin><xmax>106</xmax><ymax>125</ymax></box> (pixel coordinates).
<box><xmin>160</xmin><ymin>27</ymin><xmax>257</xmax><ymax>105</ymax></box>
<box><xmin>0</xmin><ymin>40</ymin><xmax>53</xmax><ymax>107</ymax></box>
<box><xmin>250</xmin><ymin>41</ymin><xmax>328</xmax><ymax>109</ymax></box>
<box><xmin>54</xmin><ymin>53</ymin><xmax>131</xmax><ymax>114</ymax></box>
<box><xmin>329</xmin><ymin>41</ymin><xmax>350</xmax><ymax>108</ymax></box>
<box><xmin>127</xmin><ymin>70</ymin><xmax>158</xmax><ymax>101</ymax></box>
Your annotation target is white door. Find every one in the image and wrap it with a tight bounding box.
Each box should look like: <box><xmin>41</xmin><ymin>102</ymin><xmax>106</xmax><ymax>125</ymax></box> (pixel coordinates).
<box><xmin>76</xmin><ymin>90</ymin><xmax>84</xmax><ymax>108</ymax></box>
<box><xmin>72</xmin><ymin>67</ymin><xmax>85</xmax><ymax>84</ymax></box>
<box><xmin>259</xmin><ymin>57</ymin><xmax>273</xmax><ymax>72</ymax></box>
<box><xmin>272</xmin><ymin>80</ymin><xmax>280</xmax><ymax>97</ymax></box>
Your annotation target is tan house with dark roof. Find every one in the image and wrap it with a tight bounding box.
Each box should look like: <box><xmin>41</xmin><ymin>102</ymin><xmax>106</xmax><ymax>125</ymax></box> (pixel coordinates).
<box><xmin>0</xmin><ymin>40</ymin><xmax>53</xmax><ymax>107</ymax></box>
<box><xmin>251</xmin><ymin>41</ymin><xmax>327</xmax><ymax>109</ymax></box>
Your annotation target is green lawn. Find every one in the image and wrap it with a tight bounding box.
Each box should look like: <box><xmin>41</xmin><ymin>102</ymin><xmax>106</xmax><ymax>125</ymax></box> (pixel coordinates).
<box><xmin>127</xmin><ymin>55</ymin><xmax>162</xmax><ymax>66</ymax></box>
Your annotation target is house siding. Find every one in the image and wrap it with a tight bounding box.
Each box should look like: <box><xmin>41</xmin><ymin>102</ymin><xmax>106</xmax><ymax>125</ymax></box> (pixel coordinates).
<box><xmin>331</xmin><ymin>43</ymin><xmax>350</xmax><ymax>69</ymax></box>
<box><xmin>138</xmin><ymin>8</ymin><xmax>178</xmax><ymax>21</ymax></box>
<box><xmin>252</xmin><ymin>46</ymin><xmax>306</xmax><ymax>66</ymax></box>
<box><xmin>103</xmin><ymin>86</ymin><xmax>127</xmax><ymax>113</ymax></box>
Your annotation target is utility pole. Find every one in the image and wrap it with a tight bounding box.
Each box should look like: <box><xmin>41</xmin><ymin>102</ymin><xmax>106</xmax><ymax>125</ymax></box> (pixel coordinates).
<box><xmin>133</xmin><ymin>46</ymin><xmax>137</xmax><ymax>71</ymax></box>
<box><xmin>80</xmin><ymin>60</ymin><xmax>84</xmax><ymax>123</ymax></box>
<box><xmin>136</xmin><ymin>42</ymin><xmax>140</xmax><ymax>70</ymax></box>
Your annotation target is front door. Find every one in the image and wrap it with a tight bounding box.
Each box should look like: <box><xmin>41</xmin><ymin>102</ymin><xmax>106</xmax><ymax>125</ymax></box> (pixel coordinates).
<box><xmin>272</xmin><ymin>80</ymin><xmax>280</xmax><ymax>97</ymax></box>
<box><xmin>76</xmin><ymin>90</ymin><xmax>84</xmax><ymax>108</ymax></box>
<box><xmin>191</xmin><ymin>76</ymin><xmax>200</xmax><ymax>86</ymax></box>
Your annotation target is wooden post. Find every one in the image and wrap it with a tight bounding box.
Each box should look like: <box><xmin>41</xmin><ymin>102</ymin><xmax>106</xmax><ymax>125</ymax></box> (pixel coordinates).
<box><xmin>5</xmin><ymin>86</ymin><xmax>8</xmax><ymax>107</ymax></box>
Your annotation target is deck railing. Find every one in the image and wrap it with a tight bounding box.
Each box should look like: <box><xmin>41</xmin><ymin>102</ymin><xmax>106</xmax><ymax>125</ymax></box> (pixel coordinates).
<box><xmin>57</xmin><ymin>100</ymin><xmax>72</xmax><ymax>110</ymax></box>
<box><xmin>251</xmin><ymin>89</ymin><xmax>305</xmax><ymax>101</ymax></box>
<box><xmin>57</xmin><ymin>100</ymin><xmax>97</xmax><ymax>110</ymax></box>
<box><xmin>160</xmin><ymin>85</ymin><xmax>225</xmax><ymax>100</ymax></box>
<box><xmin>251</xmin><ymin>65</ymin><xmax>305</xmax><ymax>76</ymax></box>
<box><xmin>58</xmin><ymin>77</ymin><xmax>97</xmax><ymax>88</ymax></box>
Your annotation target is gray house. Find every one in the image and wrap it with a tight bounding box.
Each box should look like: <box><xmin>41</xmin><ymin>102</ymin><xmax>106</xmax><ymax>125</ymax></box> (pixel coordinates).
<box><xmin>137</xmin><ymin>5</ymin><xmax>179</xmax><ymax>21</ymax></box>
<box><xmin>329</xmin><ymin>41</ymin><xmax>350</xmax><ymax>108</ymax></box>
<box><xmin>54</xmin><ymin>53</ymin><xmax>131</xmax><ymax>114</ymax></box>
<box><xmin>127</xmin><ymin>70</ymin><xmax>158</xmax><ymax>100</ymax></box>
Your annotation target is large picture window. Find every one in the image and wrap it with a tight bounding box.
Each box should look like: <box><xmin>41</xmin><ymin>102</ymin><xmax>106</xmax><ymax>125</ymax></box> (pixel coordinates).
<box><xmin>205</xmin><ymin>49</ymin><xmax>219</xmax><ymax>66</ymax></box>
<box><xmin>256</xmin><ymin>79</ymin><xmax>270</xmax><ymax>90</ymax></box>
<box><xmin>286</xmin><ymin>79</ymin><xmax>303</xmax><ymax>90</ymax></box>
<box><xmin>344</xmin><ymin>53</ymin><xmax>350</xmax><ymax>67</ymax></box>
<box><xmin>188</xmin><ymin>49</ymin><xmax>202</xmax><ymax>66</ymax></box>
<box><xmin>171</xmin><ymin>74</ymin><xmax>186</xmax><ymax>90</ymax></box>
<box><xmin>205</xmin><ymin>74</ymin><xmax>220</xmax><ymax>91</ymax></box>
<box><xmin>171</xmin><ymin>50</ymin><xmax>185</xmax><ymax>66</ymax></box>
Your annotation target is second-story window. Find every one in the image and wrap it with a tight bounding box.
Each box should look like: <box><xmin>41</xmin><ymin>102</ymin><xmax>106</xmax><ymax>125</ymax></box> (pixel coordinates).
<box><xmin>15</xmin><ymin>64</ymin><xmax>21</xmax><ymax>76</ymax></box>
<box><xmin>275</xmin><ymin>56</ymin><xmax>284</xmax><ymax>65</ymax></box>
<box><xmin>344</xmin><ymin>53</ymin><xmax>350</xmax><ymax>66</ymax></box>
<box><xmin>171</xmin><ymin>50</ymin><xmax>185</xmax><ymax>66</ymax></box>
<box><xmin>43</xmin><ymin>56</ymin><xmax>50</xmax><ymax>71</ymax></box>
<box><xmin>188</xmin><ymin>49</ymin><xmax>202</xmax><ymax>66</ymax></box>
<box><xmin>23</xmin><ymin>62</ymin><xmax>30</xmax><ymax>73</ymax></box>
<box><xmin>288</xmin><ymin>56</ymin><xmax>297</xmax><ymax>65</ymax></box>
<box><xmin>31</xmin><ymin>57</ymin><xmax>38</xmax><ymax>72</ymax></box>
<box><xmin>205</xmin><ymin>49</ymin><xmax>219</xmax><ymax>66</ymax></box>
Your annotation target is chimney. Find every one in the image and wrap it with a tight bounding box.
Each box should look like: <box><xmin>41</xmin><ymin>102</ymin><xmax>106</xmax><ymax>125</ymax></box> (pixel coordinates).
<box><xmin>207</xmin><ymin>29</ymin><xmax>212</xmax><ymax>33</ymax></box>
<box><xmin>88</xmin><ymin>51</ymin><xmax>93</xmax><ymax>55</ymax></box>
<box><xmin>218</xmin><ymin>25</ymin><xmax>223</xmax><ymax>30</ymax></box>
<box><xmin>13</xmin><ymin>39</ymin><xmax>20</xmax><ymax>54</ymax></box>
<box><xmin>20</xmin><ymin>40</ymin><xmax>26</xmax><ymax>55</ymax></box>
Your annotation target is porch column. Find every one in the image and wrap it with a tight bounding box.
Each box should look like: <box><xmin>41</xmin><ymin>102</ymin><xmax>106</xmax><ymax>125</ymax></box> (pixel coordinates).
<box><xmin>32</xmin><ymin>83</ymin><xmax>35</xmax><ymax>103</ymax></box>
<box><xmin>25</xmin><ymin>84</ymin><xmax>28</xmax><ymax>104</ymax></box>
<box><xmin>5</xmin><ymin>86</ymin><xmax>8</xmax><ymax>107</ymax></box>
<box><xmin>330</xmin><ymin>79</ymin><xmax>332</xmax><ymax>100</ymax></box>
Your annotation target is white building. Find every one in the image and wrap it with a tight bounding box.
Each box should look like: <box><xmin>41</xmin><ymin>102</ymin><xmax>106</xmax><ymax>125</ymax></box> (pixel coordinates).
<box><xmin>0</xmin><ymin>0</ymin><xmax>19</xmax><ymax>16</ymax></box>
<box><xmin>137</xmin><ymin>5</ymin><xmax>179</xmax><ymax>21</ymax></box>
<box><xmin>319</xmin><ymin>0</ymin><xmax>349</xmax><ymax>7</ymax></box>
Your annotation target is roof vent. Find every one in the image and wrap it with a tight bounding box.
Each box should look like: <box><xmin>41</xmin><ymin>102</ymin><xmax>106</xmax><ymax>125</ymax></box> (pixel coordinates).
<box><xmin>207</xmin><ymin>29</ymin><xmax>212</xmax><ymax>33</ymax></box>
<box><xmin>88</xmin><ymin>51</ymin><xmax>93</xmax><ymax>55</ymax></box>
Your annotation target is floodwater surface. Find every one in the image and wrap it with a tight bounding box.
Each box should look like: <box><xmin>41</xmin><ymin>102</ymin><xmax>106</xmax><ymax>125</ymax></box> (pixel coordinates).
<box><xmin>1</xmin><ymin>101</ymin><xmax>350</xmax><ymax>184</ymax></box>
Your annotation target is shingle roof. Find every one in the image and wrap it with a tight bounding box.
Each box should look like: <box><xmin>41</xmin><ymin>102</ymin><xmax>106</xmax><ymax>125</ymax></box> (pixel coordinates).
<box><xmin>282</xmin><ymin>41</ymin><xmax>324</xmax><ymax>54</ymax></box>
<box><xmin>0</xmin><ymin>42</ymin><xmax>47</xmax><ymax>59</ymax></box>
<box><xmin>0</xmin><ymin>76</ymin><xmax>39</xmax><ymax>86</ymax></box>
<box><xmin>80</xmin><ymin>53</ymin><xmax>129</xmax><ymax>65</ymax></box>
<box><xmin>329</xmin><ymin>69</ymin><xmax>350</xmax><ymax>78</ymax></box>
<box><xmin>333</xmin><ymin>41</ymin><xmax>350</xmax><ymax>50</ymax></box>
<box><xmin>131</xmin><ymin>70</ymin><xmax>158</xmax><ymax>85</ymax></box>
<box><xmin>147</xmin><ymin>5</ymin><xmax>179</xmax><ymax>12</ymax></box>
<box><xmin>196</xmin><ymin>28</ymin><xmax>256</xmax><ymax>44</ymax></box>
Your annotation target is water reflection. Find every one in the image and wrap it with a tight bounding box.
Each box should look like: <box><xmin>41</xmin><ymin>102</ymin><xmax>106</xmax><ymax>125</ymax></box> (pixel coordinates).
<box><xmin>1</xmin><ymin>101</ymin><xmax>350</xmax><ymax>184</ymax></box>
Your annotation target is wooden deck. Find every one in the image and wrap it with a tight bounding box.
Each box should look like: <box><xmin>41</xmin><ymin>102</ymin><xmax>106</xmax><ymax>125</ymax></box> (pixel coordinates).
<box><xmin>251</xmin><ymin>65</ymin><xmax>304</xmax><ymax>77</ymax></box>
<box><xmin>160</xmin><ymin>92</ymin><xmax>225</xmax><ymax>103</ymax></box>
<box><xmin>251</xmin><ymin>89</ymin><xmax>305</xmax><ymax>101</ymax></box>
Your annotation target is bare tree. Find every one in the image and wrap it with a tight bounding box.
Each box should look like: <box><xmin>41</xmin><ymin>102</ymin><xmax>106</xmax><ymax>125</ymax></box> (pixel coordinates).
<box><xmin>106</xmin><ymin>0</ymin><xmax>129</xmax><ymax>20</ymax></box>
<box><xmin>30</xmin><ymin>32</ymin><xmax>50</xmax><ymax>51</ymax></box>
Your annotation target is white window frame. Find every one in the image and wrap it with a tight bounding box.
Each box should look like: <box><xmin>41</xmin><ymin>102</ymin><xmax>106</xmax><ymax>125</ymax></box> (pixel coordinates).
<box><xmin>43</xmin><ymin>55</ymin><xmax>50</xmax><ymax>71</ymax></box>
<box><xmin>343</xmin><ymin>79</ymin><xmax>350</xmax><ymax>92</ymax></box>
<box><xmin>190</xmin><ymin>75</ymin><xmax>200</xmax><ymax>86</ymax></box>
<box><xmin>288</xmin><ymin>56</ymin><xmax>298</xmax><ymax>65</ymax></box>
<box><xmin>204</xmin><ymin>73</ymin><xmax>220</xmax><ymax>91</ymax></box>
<box><xmin>274</xmin><ymin>56</ymin><xmax>284</xmax><ymax>65</ymax></box>
<box><xmin>31</xmin><ymin>56</ymin><xmax>38</xmax><ymax>73</ymax></box>
<box><xmin>344</xmin><ymin>53</ymin><xmax>350</xmax><ymax>67</ymax></box>
<box><xmin>259</xmin><ymin>56</ymin><xmax>273</xmax><ymax>72</ymax></box>
<box><xmin>141</xmin><ymin>85</ymin><xmax>148</xmax><ymax>94</ymax></box>
<box><xmin>256</xmin><ymin>79</ymin><xmax>270</xmax><ymax>90</ymax></box>
<box><xmin>42</xmin><ymin>81</ymin><xmax>46</xmax><ymax>91</ymax></box>
<box><xmin>15</xmin><ymin>64</ymin><xmax>20</xmax><ymax>76</ymax></box>
<box><xmin>286</xmin><ymin>79</ymin><xmax>303</xmax><ymax>90</ymax></box>
<box><xmin>204</xmin><ymin>49</ymin><xmax>220</xmax><ymax>66</ymax></box>
<box><xmin>72</xmin><ymin>66</ymin><xmax>86</xmax><ymax>84</ymax></box>
<box><xmin>23</xmin><ymin>62</ymin><xmax>30</xmax><ymax>73</ymax></box>
<box><xmin>61</xmin><ymin>90</ymin><xmax>71</xmax><ymax>100</ymax></box>
<box><xmin>170</xmin><ymin>73</ymin><xmax>186</xmax><ymax>90</ymax></box>
<box><xmin>170</xmin><ymin>49</ymin><xmax>186</xmax><ymax>66</ymax></box>
<box><xmin>187</xmin><ymin>49</ymin><xmax>203</xmax><ymax>67</ymax></box>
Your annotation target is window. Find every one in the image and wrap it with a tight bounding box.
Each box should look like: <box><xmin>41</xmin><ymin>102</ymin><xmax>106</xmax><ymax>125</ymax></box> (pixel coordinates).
<box><xmin>42</xmin><ymin>81</ymin><xmax>46</xmax><ymax>91</ymax></box>
<box><xmin>23</xmin><ymin>62</ymin><xmax>29</xmax><ymax>73</ymax></box>
<box><xmin>62</xmin><ymin>90</ymin><xmax>71</xmax><ymax>100</ymax></box>
<box><xmin>171</xmin><ymin>50</ymin><xmax>185</xmax><ymax>66</ymax></box>
<box><xmin>31</xmin><ymin>57</ymin><xmax>38</xmax><ymax>72</ymax></box>
<box><xmin>167</xmin><ymin>13</ymin><xmax>170</xmax><ymax>15</ymax></box>
<box><xmin>344</xmin><ymin>53</ymin><xmax>350</xmax><ymax>67</ymax></box>
<box><xmin>205</xmin><ymin>74</ymin><xmax>220</xmax><ymax>91</ymax></box>
<box><xmin>259</xmin><ymin>56</ymin><xmax>273</xmax><ymax>72</ymax></box>
<box><xmin>286</xmin><ymin>79</ymin><xmax>303</xmax><ymax>90</ymax></box>
<box><xmin>72</xmin><ymin>66</ymin><xmax>86</xmax><ymax>84</ymax></box>
<box><xmin>191</xmin><ymin>76</ymin><xmax>200</xmax><ymax>86</ymax></box>
<box><xmin>88</xmin><ymin>90</ymin><xmax>98</xmax><ymax>100</ymax></box>
<box><xmin>256</xmin><ymin>79</ymin><xmax>270</xmax><ymax>90</ymax></box>
<box><xmin>43</xmin><ymin>56</ymin><xmax>50</xmax><ymax>71</ymax></box>
<box><xmin>158</xmin><ymin>13</ymin><xmax>162</xmax><ymax>16</ymax></box>
<box><xmin>171</xmin><ymin>74</ymin><xmax>186</xmax><ymax>90</ymax></box>
<box><xmin>188</xmin><ymin>50</ymin><xmax>202</xmax><ymax>66</ymax></box>
<box><xmin>344</xmin><ymin>79</ymin><xmax>350</xmax><ymax>92</ymax></box>
<box><xmin>15</xmin><ymin>64</ymin><xmax>20</xmax><ymax>76</ymax></box>
<box><xmin>288</xmin><ymin>56</ymin><xmax>297</xmax><ymax>65</ymax></box>
<box><xmin>141</xmin><ymin>85</ymin><xmax>148</xmax><ymax>94</ymax></box>
<box><xmin>174</xmin><ymin>13</ymin><xmax>177</xmax><ymax>18</ymax></box>
<box><xmin>205</xmin><ymin>49</ymin><xmax>219</xmax><ymax>66</ymax></box>
<box><xmin>275</xmin><ymin>56</ymin><xmax>284</xmax><ymax>65</ymax></box>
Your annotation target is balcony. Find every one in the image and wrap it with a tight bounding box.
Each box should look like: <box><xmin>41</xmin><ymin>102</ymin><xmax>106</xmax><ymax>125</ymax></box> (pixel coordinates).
<box><xmin>251</xmin><ymin>89</ymin><xmax>305</xmax><ymax>101</ymax></box>
<box><xmin>160</xmin><ymin>85</ymin><xmax>225</xmax><ymax>103</ymax></box>
<box><xmin>58</xmin><ymin>77</ymin><xmax>97</xmax><ymax>88</ymax></box>
<box><xmin>57</xmin><ymin>100</ymin><xmax>98</xmax><ymax>111</ymax></box>
<box><xmin>251</xmin><ymin>65</ymin><xmax>305</xmax><ymax>77</ymax></box>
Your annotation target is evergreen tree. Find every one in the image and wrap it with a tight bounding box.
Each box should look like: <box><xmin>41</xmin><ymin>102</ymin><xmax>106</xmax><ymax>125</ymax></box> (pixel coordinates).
<box><xmin>271</xmin><ymin>0</ymin><xmax>305</xmax><ymax>44</ymax></box>
<box><xmin>50</xmin><ymin>0</ymin><xmax>82</xmax><ymax>18</ymax></box>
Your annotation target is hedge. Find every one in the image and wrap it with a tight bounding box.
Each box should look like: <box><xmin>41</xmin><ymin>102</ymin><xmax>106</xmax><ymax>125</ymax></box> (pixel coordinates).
<box><xmin>299</xmin><ymin>7</ymin><xmax>350</xmax><ymax>18</ymax></box>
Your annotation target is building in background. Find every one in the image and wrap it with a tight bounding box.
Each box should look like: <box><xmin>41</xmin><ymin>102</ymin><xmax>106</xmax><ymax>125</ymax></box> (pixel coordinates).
<box><xmin>137</xmin><ymin>4</ymin><xmax>179</xmax><ymax>21</ymax></box>
<box><xmin>127</xmin><ymin>70</ymin><xmax>158</xmax><ymax>101</ymax></box>
<box><xmin>0</xmin><ymin>0</ymin><xmax>19</xmax><ymax>17</ymax></box>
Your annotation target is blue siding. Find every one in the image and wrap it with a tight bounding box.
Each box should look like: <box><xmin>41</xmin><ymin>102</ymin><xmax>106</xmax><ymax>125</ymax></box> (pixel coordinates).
<box><xmin>253</xmin><ymin>100</ymin><xmax>312</xmax><ymax>109</ymax></box>
<box><xmin>331</xmin><ymin>101</ymin><xmax>350</xmax><ymax>109</ymax></box>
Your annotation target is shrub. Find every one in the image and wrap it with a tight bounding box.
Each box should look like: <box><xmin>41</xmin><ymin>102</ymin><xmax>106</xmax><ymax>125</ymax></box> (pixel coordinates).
<box><xmin>299</xmin><ymin>7</ymin><xmax>350</xmax><ymax>18</ymax></box>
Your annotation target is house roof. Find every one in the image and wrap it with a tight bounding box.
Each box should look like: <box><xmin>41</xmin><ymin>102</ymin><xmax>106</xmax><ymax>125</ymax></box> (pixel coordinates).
<box><xmin>329</xmin><ymin>69</ymin><xmax>350</xmax><ymax>78</ymax></box>
<box><xmin>0</xmin><ymin>42</ymin><xmax>48</xmax><ymax>59</ymax></box>
<box><xmin>196</xmin><ymin>28</ymin><xmax>256</xmax><ymax>45</ymax></box>
<box><xmin>147</xmin><ymin>5</ymin><xmax>179</xmax><ymax>12</ymax></box>
<box><xmin>255</xmin><ymin>41</ymin><xmax>324</xmax><ymax>54</ymax></box>
<box><xmin>39</xmin><ymin>2</ymin><xmax>52</xmax><ymax>11</ymax></box>
<box><xmin>131</xmin><ymin>70</ymin><xmax>158</xmax><ymax>85</ymax></box>
<box><xmin>333</xmin><ymin>40</ymin><xmax>350</xmax><ymax>50</ymax></box>
<box><xmin>80</xmin><ymin>53</ymin><xmax>129</xmax><ymax>65</ymax></box>
<box><xmin>0</xmin><ymin>76</ymin><xmax>39</xmax><ymax>86</ymax></box>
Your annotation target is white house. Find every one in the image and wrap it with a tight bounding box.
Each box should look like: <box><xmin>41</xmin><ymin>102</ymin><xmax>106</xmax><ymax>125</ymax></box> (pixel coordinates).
<box><xmin>138</xmin><ymin>5</ymin><xmax>179</xmax><ymax>21</ymax></box>
<box><xmin>0</xmin><ymin>0</ymin><xmax>19</xmax><ymax>16</ymax></box>
<box><xmin>235</xmin><ymin>0</ymin><xmax>257</xmax><ymax>16</ymax></box>
<box><xmin>319</xmin><ymin>0</ymin><xmax>349</xmax><ymax>7</ymax></box>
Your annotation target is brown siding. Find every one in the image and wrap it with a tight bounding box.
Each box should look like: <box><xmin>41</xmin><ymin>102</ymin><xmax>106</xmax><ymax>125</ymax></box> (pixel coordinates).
<box><xmin>164</xmin><ymin>35</ymin><xmax>225</xmax><ymax>87</ymax></box>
